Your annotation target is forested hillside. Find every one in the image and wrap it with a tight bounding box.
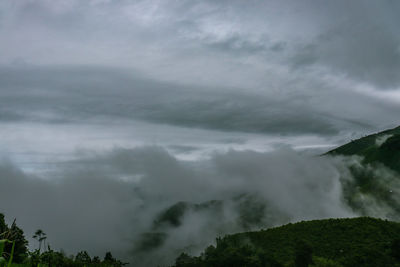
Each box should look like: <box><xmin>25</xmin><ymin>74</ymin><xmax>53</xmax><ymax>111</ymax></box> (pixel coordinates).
<box><xmin>327</xmin><ymin>126</ymin><xmax>400</xmax><ymax>172</ymax></box>
<box><xmin>171</xmin><ymin>217</ymin><xmax>400</xmax><ymax>267</ymax></box>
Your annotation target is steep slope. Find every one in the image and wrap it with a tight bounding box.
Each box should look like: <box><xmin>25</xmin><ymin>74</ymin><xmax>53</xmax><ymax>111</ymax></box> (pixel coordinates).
<box><xmin>325</xmin><ymin>126</ymin><xmax>400</xmax><ymax>218</ymax></box>
<box><xmin>172</xmin><ymin>217</ymin><xmax>400</xmax><ymax>267</ymax></box>
<box><xmin>327</xmin><ymin>126</ymin><xmax>400</xmax><ymax>172</ymax></box>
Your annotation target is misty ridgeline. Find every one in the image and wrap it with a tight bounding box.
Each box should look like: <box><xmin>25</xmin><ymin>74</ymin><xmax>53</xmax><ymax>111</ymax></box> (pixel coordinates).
<box><xmin>1</xmin><ymin>126</ymin><xmax>400</xmax><ymax>266</ymax></box>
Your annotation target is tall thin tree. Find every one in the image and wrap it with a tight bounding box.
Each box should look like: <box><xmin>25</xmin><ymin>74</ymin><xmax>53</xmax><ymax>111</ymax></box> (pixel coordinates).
<box><xmin>33</xmin><ymin>229</ymin><xmax>46</xmax><ymax>252</ymax></box>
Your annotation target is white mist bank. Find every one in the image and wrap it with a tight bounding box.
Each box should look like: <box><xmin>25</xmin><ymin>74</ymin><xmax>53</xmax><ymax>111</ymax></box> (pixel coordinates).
<box><xmin>0</xmin><ymin>146</ymin><xmax>372</xmax><ymax>266</ymax></box>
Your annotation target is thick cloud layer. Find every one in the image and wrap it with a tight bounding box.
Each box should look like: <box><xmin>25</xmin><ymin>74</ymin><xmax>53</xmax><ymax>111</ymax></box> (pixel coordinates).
<box><xmin>1</xmin><ymin>1</ymin><xmax>400</xmax><ymax>151</ymax></box>
<box><xmin>1</xmin><ymin>0</ymin><xmax>400</xmax><ymax>90</ymax></box>
<box><xmin>1</xmin><ymin>65</ymin><xmax>399</xmax><ymax>137</ymax></box>
<box><xmin>1</xmin><ymin>0</ymin><xmax>400</xmax><ymax>140</ymax></box>
<box><xmin>0</xmin><ymin>147</ymin><xmax>358</xmax><ymax>266</ymax></box>
<box><xmin>0</xmin><ymin>1</ymin><xmax>399</xmax><ymax>266</ymax></box>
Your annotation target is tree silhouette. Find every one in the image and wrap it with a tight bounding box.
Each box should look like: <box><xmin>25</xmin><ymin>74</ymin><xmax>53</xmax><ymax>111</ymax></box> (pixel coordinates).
<box><xmin>104</xmin><ymin>251</ymin><xmax>115</xmax><ymax>263</ymax></box>
<box><xmin>0</xmin><ymin>214</ymin><xmax>6</xmax><ymax>236</ymax></box>
<box><xmin>75</xmin><ymin>250</ymin><xmax>91</xmax><ymax>264</ymax></box>
<box><xmin>8</xmin><ymin>220</ymin><xmax>28</xmax><ymax>262</ymax></box>
<box><xmin>32</xmin><ymin>229</ymin><xmax>47</xmax><ymax>252</ymax></box>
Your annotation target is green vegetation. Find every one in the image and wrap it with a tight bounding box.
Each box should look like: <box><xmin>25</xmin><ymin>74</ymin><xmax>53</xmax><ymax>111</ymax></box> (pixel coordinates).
<box><xmin>0</xmin><ymin>213</ymin><xmax>127</xmax><ymax>267</ymax></box>
<box><xmin>325</xmin><ymin>125</ymin><xmax>400</xmax><ymax>217</ymax></box>
<box><xmin>327</xmin><ymin>125</ymin><xmax>400</xmax><ymax>172</ymax></box>
<box><xmin>172</xmin><ymin>217</ymin><xmax>400</xmax><ymax>267</ymax></box>
<box><xmin>0</xmin><ymin>239</ymin><xmax>15</xmax><ymax>267</ymax></box>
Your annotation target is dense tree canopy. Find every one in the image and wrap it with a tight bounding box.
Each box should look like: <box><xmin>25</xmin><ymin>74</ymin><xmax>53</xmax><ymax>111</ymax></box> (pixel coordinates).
<box><xmin>171</xmin><ymin>217</ymin><xmax>400</xmax><ymax>267</ymax></box>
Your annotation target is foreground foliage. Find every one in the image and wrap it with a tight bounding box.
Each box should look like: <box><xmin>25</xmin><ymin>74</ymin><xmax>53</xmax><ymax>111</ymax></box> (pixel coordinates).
<box><xmin>172</xmin><ymin>217</ymin><xmax>400</xmax><ymax>267</ymax></box>
<box><xmin>0</xmin><ymin>213</ymin><xmax>126</xmax><ymax>267</ymax></box>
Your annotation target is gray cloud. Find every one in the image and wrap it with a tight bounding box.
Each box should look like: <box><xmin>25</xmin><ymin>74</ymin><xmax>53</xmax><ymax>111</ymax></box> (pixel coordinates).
<box><xmin>290</xmin><ymin>6</ymin><xmax>400</xmax><ymax>89</ymax></box>
<box><xmin>1</xmin><ymin>0</ymin><xmax>399</xmax><ymax>137</ymax></box>
<box><xmin>1</xmin><ymin>0</ymin><xmax>400</xmax><ymax>90</ymax></box>
<box><xmin>0</xmin><ymin>146</ymin><xmax>358</xmax><ymax>266</ymax></box>
<box><xmin>2</xmin><ymin>65</ymin><xmax>400</xmax><ymax>137</ymax></box>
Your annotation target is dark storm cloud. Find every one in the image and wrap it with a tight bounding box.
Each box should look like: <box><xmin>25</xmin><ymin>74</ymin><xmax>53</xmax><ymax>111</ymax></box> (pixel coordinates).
<box><xmin>0</xmin><ymin>1</ymin><xmax>399</xmax><ymax>137</ymax></box>
<box><xmin>2</xmin><ymin>65</ymin><xmax>399</xmax><ymax>136</ymax></box>
<box><xmin>1</xmin><ymin>65</ymin><xmax>338</xmax><ymax>135</ymax></box>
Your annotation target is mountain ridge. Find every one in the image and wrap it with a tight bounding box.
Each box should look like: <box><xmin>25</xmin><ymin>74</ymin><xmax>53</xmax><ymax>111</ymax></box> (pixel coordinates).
<box><xmin>326</xmin><ymin>125</ymin><xmax>400</xmax><ymax>172</ymax></box>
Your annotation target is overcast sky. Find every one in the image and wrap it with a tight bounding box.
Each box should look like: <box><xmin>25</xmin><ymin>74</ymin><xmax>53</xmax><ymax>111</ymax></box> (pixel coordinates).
<box><xmin>1</xmin><ymin>0</ymin><xmax>400</xmax><ymax>163</ymax></box>
<box><xmin>1</xmin><ymin>0</ymin><xmax>400</xmax><ymax>265</ymax></box>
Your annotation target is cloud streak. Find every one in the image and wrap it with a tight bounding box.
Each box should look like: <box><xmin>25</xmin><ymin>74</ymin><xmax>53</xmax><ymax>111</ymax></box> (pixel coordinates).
<box><xmin>1</xmin><ymin>65</ymin><xmax>399</xmax><ymax>138</ymax></box>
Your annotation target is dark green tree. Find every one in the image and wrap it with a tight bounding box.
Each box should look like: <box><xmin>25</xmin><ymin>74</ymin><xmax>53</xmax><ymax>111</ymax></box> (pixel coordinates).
<box><xmin>103</xmin><ymin>251</ymin><xmax>127</xmax><ymax>267</ymax></box>
<box><xmin>28</xmin><ymin>249</ymin><xmax>41</xmax><ymax>266</ymax></box>
<box><xmin>40</xmin><ymin>245</ymin><xmax>58</xmax><ymax>267</ymax></box>
<box><xmin>391</xmin><ymin>238</ymin><xmax>400</xmax><ymax>261</ymax></box>
<box><xmin>294</xmin><ymin>240</ymin><xmax>313</xmax><ymax>267</ymax></box>
<box><xmin>175</xmin><ymin>253</ymin><xmax>195</xmax><ymax>267</ymax></box>
<box><xmin>104</xmin><ymin>251</ymin><xmax>115</xmax><ymax>263</ymax></box>
<box><xmin>92</xmin><ymin>255</ymin><xmax>101</xmax><ymax>266</ymax></box>
<box><xmin>92</xmin><ymin>256</ymin><xmax>101</xmax><ymax>263</ymax></box>
<box><xmin>8</xmin><ymin>220</ymin><xmax>28</xmax><ymax>262</ymax></box>
<box><xmin>75</xmin><ymin>250</ymin><xmax>91</xmax><ymax>264</ymax></box>
<box><xmin>0</xmin><ymin>214</ymin><xmax>6</xmax><ymax>235</ymax></box>
<box><xmin>0</xmin><ymin>217</ymin><xmax>28</xmax><ymax>263</ymax></box>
